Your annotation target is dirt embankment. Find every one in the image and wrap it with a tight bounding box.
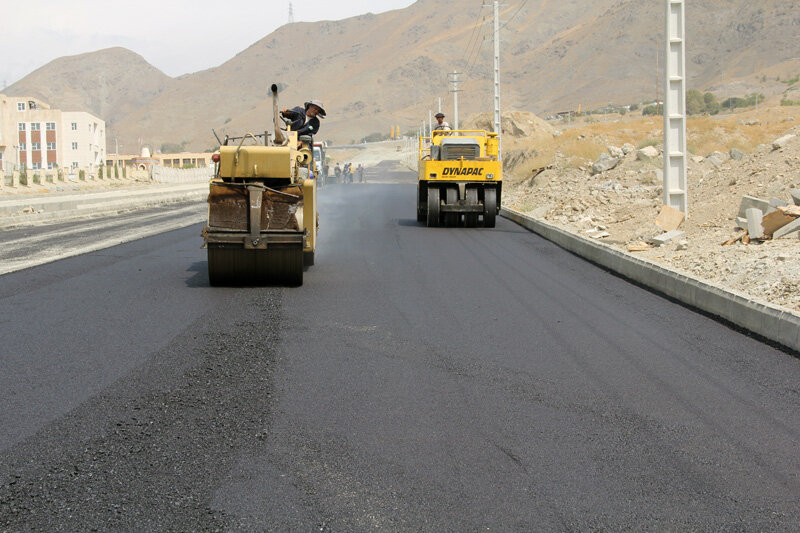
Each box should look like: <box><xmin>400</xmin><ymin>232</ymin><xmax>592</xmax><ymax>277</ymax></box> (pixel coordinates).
<box><xmin>502</xmin><ymin>107</ymin><xmax>800</xmax><ymax>314</ymax></box>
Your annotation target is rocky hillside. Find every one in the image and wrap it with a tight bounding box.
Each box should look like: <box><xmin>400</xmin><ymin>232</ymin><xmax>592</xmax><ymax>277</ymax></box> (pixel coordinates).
<box><xmin>6</xmin><ymin>0</ymin><xmax>800</xmax><ymax>150</ymax></box>
<box><xmin>4</xmin><ymin>47</ymin><xmax>173</xmax><ymax>131</ymax></box>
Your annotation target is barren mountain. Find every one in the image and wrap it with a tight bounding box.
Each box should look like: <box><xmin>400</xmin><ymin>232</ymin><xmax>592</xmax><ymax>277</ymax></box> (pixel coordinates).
<box><xmin>8</xmin><ymin>0</ymin><xmax>800</xmax><ymax>150</ymax></box>
<box><xmin>4</xmin><ymin>47</ymin><xmax>173</xmax><ymax>130</ymax></box>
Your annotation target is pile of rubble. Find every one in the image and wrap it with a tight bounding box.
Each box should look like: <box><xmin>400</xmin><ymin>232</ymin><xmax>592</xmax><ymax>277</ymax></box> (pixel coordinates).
<box><xmin>727</xmin><ymin>193</ymin><xmax>800</xmax><ymax>244</ymax></box>
<box><xmin>504</xmin><ymin>126</ymin><xmax>800</xmax><ymax>313</ymax></box>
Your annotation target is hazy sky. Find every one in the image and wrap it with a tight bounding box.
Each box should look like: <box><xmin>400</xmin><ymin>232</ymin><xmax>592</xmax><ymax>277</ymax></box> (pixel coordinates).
<box><xmin>1</xmin><ymin>0</ymin><xmax>416</xmax><ymax>87</ymax></box>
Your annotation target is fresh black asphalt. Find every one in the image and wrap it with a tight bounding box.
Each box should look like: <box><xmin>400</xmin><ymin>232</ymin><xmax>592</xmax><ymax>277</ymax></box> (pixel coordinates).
<box><xmin>1</xmin><ymin>164</ymin><xmax>799</xmax><ymax>530</ymax></box>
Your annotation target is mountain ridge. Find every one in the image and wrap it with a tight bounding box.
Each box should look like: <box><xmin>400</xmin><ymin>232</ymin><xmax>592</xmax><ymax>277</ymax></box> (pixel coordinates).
<box><xmin>6</xmin><ymin>0</ymin><xmax>800</xmax><ymax>150</ymax></box>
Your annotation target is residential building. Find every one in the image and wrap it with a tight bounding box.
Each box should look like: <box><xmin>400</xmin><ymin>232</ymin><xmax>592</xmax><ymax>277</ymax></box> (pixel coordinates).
<box><xmin>0</xmin><ymin>94</ymin><xmax>105</xmax><ymax>172</ymax></box>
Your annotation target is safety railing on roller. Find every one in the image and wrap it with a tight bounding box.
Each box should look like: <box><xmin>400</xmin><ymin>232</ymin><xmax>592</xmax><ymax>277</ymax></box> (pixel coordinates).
<box><xmin>417</xmin><ymin>130</ymin><xmax>495</xmax><ymax>160</ymax></box>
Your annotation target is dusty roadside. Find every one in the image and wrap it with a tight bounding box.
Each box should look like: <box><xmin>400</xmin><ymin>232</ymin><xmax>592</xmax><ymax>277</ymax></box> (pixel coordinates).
<box><xmin>501</xmin><ymin>107</ymin><xmax>800</xmax><ymax>315</ymax></box>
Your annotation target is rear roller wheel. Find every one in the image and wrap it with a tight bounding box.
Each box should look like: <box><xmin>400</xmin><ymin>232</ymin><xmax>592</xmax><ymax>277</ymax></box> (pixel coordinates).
<box><xmin>208</xmin><ymin>246</ymin><xmax>303</xmax><ymax>287</ymax></box>
<box><xmin>427</xmin><ymin>187</ymin><xmax>440</xmax><ymax>227</ymax></box>
<box><xmin>464</xmin><ymin>187</ymin><xmax>478</xmax><ymax>228</ymax></box>
<box><xmin>444</xmin><ymin>187</ymin><xmax>458</xmax><ymax>227</ymax></box>
<box><xmin>484</xmin><ymin>188</ymin><xmax>497</xmax><ymax>228</ymax></box>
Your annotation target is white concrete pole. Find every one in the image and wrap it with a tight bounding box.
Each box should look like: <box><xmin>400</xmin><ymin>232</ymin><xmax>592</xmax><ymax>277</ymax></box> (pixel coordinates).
<box><xmin>493</xmin><ymin>0</ymin><xmax>502</xmax><ymax>160</ymax></box>
<box><xmin>450</xmin><ymin>70</ymin><xmax>461</xmax><ymax>130</ymax></box>
<box><xmin>663</xmin><ymin>0</ymin><xmax>688</xmax><ymax>215</ymax></box>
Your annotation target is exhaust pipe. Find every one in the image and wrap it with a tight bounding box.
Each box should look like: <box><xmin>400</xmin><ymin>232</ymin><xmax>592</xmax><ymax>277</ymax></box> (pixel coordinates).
<box><xmin>271</xmin><ymin>83</ymin><xmax>286</xmax><ymax>145</ymax></box>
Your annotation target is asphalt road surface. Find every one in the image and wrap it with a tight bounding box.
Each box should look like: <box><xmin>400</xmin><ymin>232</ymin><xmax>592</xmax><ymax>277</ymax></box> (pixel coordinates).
<box><xmin>1</xmin><ymin>163</ymin><xmax>799</xmax><ymax>530</ymax></box>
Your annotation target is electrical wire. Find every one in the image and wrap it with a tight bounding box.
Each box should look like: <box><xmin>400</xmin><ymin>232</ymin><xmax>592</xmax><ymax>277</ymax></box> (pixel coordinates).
<box><xmin>460</xmin><ymin>3</ymin><xmax>488</xmax><ymax>66</ymax></box>
<box><xmin>500</xmin><ymin>0</ymin><xmax>529</xmax><ymax>31</ymax></box>
<box><xmin>465</xmin><ymin>18</ymin><xmax>490</xmax><ymax>75</ymax></box>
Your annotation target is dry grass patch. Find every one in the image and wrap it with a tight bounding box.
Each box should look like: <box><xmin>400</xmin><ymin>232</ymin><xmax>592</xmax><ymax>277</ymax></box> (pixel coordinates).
<box><xmin>504</xmin><ymin>105</ymin><xmax>798</xmax><ymax>179</ymax></box>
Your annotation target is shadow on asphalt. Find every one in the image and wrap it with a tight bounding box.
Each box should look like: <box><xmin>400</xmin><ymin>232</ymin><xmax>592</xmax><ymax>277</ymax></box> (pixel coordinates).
<box><xmin>185</xmin><ymin>261</ymin><xmax>210</xmax><ymax>288</ymax></box>
<box><xmin>396</xmin><ymin>218</ymin><xmax>423</xmax><ymax>227</ymax></box>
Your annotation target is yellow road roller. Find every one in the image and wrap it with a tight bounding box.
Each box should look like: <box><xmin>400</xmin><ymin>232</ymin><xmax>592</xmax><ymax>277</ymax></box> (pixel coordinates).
<box><xmin>203</xmin><ymin>84</ymin><xmax>317</xmax><ymax>286</ymax></box>
<box><xmin>417</xmin><ymin>130</ymin><xmax>502</xmax><ymax>227</ymax></box>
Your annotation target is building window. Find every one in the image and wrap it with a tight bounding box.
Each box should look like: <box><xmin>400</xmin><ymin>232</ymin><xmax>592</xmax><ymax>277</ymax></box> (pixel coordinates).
<box><xmin>17</xmin><ymin>102</ymin><xmax>25</xmax><ymax>111</ymax></box>
<box><xmin>72</xmin><ymin>162</ymin><xmax>79</xmax><ymax>169</ymax></box>
<box><xmin>18</xmin><ymin>123</ymin><xmax>26</xmax><ymax>131</ymax></box>
<box><xmin>46</xmin><ymin>122</ymin><xmax>56</xmax><ymax>130</ymax></box>
<box><xmin>31</xmin><ymin>123</ymin><xmax>40</xmax><ymax>131</ymax></box>
<box><xmin>47</xmin><ymin>162</ymin><xmax>57</xmax><ymax>170</ymax></box>
<box><xmin>19</xmin><ymin>143</ymin><xmax>26</xmax><ymax>151</ymax></box>
<box><xmin>47</xmin><ymin>142</ymin><xmax>56</xmax><ymax>150</ymax></box>
<box><xmin>72</xmin><ymin>142</ymin><xmax>78</xmax><ymax>150</ymax></box>
<box><xmin>71</xmin><ymin>122</ymin><xmax>77</xmax><ymax>130</ymax></box>
<box><xmin>31</xmin><ymin>142</ymin><xmax>41</xmax><ymax>151</ymax></box>
<box><xmin>32</xmin><ymin>162</ymin><xmax>42</xmax><ymax>170</ymax></box>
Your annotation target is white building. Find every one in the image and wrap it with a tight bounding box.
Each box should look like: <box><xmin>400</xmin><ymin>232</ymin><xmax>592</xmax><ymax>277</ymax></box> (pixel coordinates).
<box><xmin>0</xmin><ymin>94</ymin><xmax>105</xmax><ymax>172</ymax></box>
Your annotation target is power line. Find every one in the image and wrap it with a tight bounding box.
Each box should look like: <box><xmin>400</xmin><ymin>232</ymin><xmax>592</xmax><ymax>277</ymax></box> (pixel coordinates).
<box><xmin>465</xmin><ymin>23</ymin><xmax>490</xmax><ymax>75</ymax></box>
<box><xmin>461</xmin><ymin>4</ymin><xmax>488</xmax><ymax>65</ymax></box>
<box><xmin>500</xmin><ymin>0</ymin><xmax>529</xmax><ymax>31</ymax></box>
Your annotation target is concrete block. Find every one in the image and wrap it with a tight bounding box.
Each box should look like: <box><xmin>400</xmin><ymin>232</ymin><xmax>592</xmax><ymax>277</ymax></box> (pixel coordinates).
<box><xmin>11</xmin><ymin>171</ymin><xmax>19</xmax><ymax>188</ymax></box>
<box><xmin>791</xmin><ymin>189</ymin><xmax>800</xmax><ymax>206</ymax></box>
<box><xmin>769</xmin><ymin>197</ymin><xmax>788</xmax><ymax>208</ymax></box>
<box><xmin>736</xmin><ymin>216</ymin><xmax>748</xmax><ymax>230</ymax></box>
<box><xmin>737</xmin><ymin>195</ymin><xmax>771</xmax><ymax>218</ymax></box>
<box><xmin>773</xmin><ymin>217</ymin><xmax>800</xmax><ymax>239</ymax></box>
<box><xmin>746</xmin><ymin>208</ymin><xmax>764</xmax><ymax>240</ymax></box>
<box><xmin>651</xmin><ymin>230</ymin><xmax>685</xmax><ymax>246</ymax></box>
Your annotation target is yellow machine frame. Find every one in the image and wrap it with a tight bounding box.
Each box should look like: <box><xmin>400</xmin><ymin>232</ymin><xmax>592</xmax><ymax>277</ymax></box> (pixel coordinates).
<box><xmin>203</xmin><ymin>92</ymin><xmax>318</xmax><ymax>286</ymax></box>
<box><xmin>417</xmin><ymin>130</ymin><xmax>502</xmax><ymax>228</ymax></box>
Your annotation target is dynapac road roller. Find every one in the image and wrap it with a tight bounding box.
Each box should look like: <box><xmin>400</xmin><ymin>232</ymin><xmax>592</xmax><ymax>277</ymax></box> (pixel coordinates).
<box><xmin>417</xmin><ymin>130</ymin><xmax>502</xmax><ymax>227</ymax></box>
<box><xmin>203</xmin><ymin>84</ymin><xmax>317</xmax><ymax>286</ymax></box>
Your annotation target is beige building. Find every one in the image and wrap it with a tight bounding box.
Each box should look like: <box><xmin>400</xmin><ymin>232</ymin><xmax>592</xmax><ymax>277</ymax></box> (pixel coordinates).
<box><xmin>106</xmin><ymin>151</ymin><xmax>213</xmax><ymax>170</ymax></box>
<box><xmin>0</xmin><ymin>94</ymin><xmax>105</xmax><ymax>172</ymax></box>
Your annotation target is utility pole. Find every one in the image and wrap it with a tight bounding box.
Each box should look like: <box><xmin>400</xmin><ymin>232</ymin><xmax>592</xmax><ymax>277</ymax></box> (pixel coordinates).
<box><xmin>428</xmin><ymin>110</ymin><xmax>433</xmax><ymax>137</ymax></box>
<box><xmin>438</xmin><ymin>98</ymin><xmax>442</xmax><ymax>114</ymax></box>
<box><xmin>449</xmin><ymin>71</ymin><xmax>462</xmax><ymax>130</ymax></box>
<box><xmin>663</xmin><ymin>0</ymin><xmax>688</xmax><ymax>215</ymax></box>
<box><xmin>492</xmin><ymin>0</ymin><xmax>502</xmax><ymax>160</ymax></box>
<box><xmin>288</xmin><ymin>2</ymin><xmax>295</xmax><ymax>23</ymax></box>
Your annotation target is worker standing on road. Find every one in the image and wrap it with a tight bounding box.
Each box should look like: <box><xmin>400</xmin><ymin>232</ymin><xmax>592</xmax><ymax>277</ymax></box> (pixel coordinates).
<box><xmin>432</xmin><ymin>112</ymin><xmax>451</xmax><ymax>135</ymax></box>
<box><xmin>280</xmin><ymin>100</ymin><xmax>326</xmax><ymax>137</ymax></box>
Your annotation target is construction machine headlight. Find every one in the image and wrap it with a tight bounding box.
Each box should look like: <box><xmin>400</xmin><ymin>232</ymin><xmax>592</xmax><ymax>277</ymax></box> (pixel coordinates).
<box><xmin>486</xmin><ymin>173</ymin><xmax>495</xmax><ymax>180</ymax></box>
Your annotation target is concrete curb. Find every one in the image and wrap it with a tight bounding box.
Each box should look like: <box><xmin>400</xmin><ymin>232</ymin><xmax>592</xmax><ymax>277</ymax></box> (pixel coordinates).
<box><xmin>0</xmin><ymin>183</ymin><xmax>207</xmax><ymax>229</ymax></box>
<box><xmin>501</xmin><ymin>207</ymin><xmax>800</xmax><ymax>353</ymax></box>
